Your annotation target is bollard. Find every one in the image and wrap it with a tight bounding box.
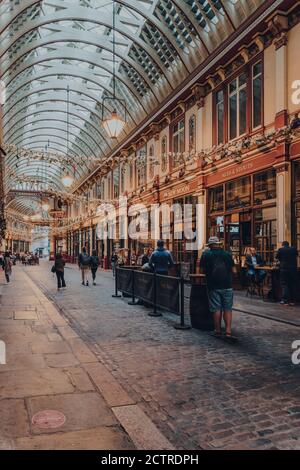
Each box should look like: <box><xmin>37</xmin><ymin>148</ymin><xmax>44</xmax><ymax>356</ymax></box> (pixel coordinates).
<box><xmin>128</xmin><ymin>269</ymin><xmax>139</xmax><ymax>305</ymax></box>
<box><xmin>112</xmin><ymin>267</ymin><xmax>121</xmax><ymax>298</ymax></box>
<box><xmin>174</xmin><ymin>277</ymin><xmax>190</xmax><ymax>330</ymax></box>
<box><xmin>149</xmin><ymin>273</ymin><xmax>162</xmax><ymax>317</ymax></box>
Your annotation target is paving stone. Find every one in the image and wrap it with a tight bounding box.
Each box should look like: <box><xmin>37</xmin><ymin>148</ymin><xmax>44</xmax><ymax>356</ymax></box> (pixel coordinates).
<box><xmin>15</xmin><ymin>426</ymin><xmax>135</xmax><ymax>450</ymax></box>
<box><xmin>44</xmin><ymin>353</ymin><xmax>80</xmax><ymax>368</ymax></box>
<box><xmin>0</xmin><ymin>399</ymin><xmax>30</xmax><ymax>438</ymax></box>
<box><xmin>84</xmin><ymin>362</ymin><xmax>135</xmax><ymax>407</ymax></box>
<box><xmin>14</xmin><ymin>311</ymin><xmax>38</xmax><ymax>321</ymax></box>
<box><xmin>0</xmin><ymin>353</ymin><xmax>46</xmax><ymax>371</ymax></box>
<box><xmin>0</xmin><ymin>369</ymin><xmax>74</xmax><ymax>399</ymax></box>
<box><xmin>31</xmin><ymin>340</ymin><xmax>71</xmax><ymax>354</ymax></box>
<box><xmin>113</xmin><ymin>405</ymin><xmax>174</xmax><ymax>450</ymax></box>
<box><xmin>27</xmin><ymin>392</ymin><xmax>117</xmax><ymax>434</ymax></box>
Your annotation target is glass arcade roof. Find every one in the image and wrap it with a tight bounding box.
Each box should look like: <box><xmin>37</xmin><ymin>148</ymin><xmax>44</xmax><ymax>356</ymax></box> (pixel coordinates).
<box><xmin>0</xmin><ymin>0</ymin><xmax>264</xmax><ymax>215</ymax></box>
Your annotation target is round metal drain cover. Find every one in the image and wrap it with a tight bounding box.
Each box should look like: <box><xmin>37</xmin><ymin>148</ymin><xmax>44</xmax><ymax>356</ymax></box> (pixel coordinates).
<box><xmin>32</xmin><ymin>410</ymin><xmax>66</xmax><ymax>429</ymax></box>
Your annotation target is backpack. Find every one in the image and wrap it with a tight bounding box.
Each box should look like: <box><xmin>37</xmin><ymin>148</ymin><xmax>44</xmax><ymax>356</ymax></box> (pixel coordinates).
<box><xmin>80</xmin><ymin>253</ymin><xmax>90</xmax><ymax>266</ymax></box>
<box><xmin>211</xmin><ymin>256</ymin><xmax>229</xmax><ymax>285</ymax></box>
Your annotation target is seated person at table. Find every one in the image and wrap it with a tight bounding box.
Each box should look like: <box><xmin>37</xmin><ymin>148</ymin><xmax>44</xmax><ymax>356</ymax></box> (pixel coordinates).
<box><xmin>245</xmin><ymin>247</ymin><xmax>266</xmax><ymax>284</ymax></box>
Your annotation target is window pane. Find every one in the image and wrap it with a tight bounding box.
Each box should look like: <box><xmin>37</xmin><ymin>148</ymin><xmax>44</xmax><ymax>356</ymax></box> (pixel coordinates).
<box><xmin>253</xmin><ymin>62</ymin><xmax>262</xmax><ymax>77</ymax></box>
<box><xmin>239</xmin><ymin>88</ymin><xmax>247</xmax><ymax>135</ymax></box>
<box><xmin>229</xmin><ymin>79</ymin><xmax>236</xmax><ymax>94</ymax></box>
<box><xmin>229</xmin><ymin>94</ymin><xmax>237</xmax><ymax>140</ymax></box>
<box><xmin>217</xmin><ymin>101</ymin><xmax>224</xmax><ymax>144</ymax></box>
<box><xmin>253</xmin><ymin>75</ymin><xmax>262</xmax><ymax>128</ymax></box>
<box><xmin>239</xmin><ymin>73</ymin><xmax>247</xmax><ymax>87</ymax></box>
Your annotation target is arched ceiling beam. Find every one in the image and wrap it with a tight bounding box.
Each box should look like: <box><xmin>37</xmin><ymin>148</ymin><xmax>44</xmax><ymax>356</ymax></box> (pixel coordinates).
<box><xmin>3</xmin><ymin>104</ymin><xmax>108</xmax><ymax>148</ymax></box>
<box><xmin>6</xmin><ymin>119</ymin><xmax>102</xmax><ymax>154</ymax></box>
<box><xmin>12</xmin><ymin>135</ymin><xmax>90</xmax><ymax>159</ymax></box>
<box><xmin>3</xmin><ymin>81</ymin><xmax>125</xmax><ymax>149</ymax></box>
<box><xmin>0</xmin><ymin>28</ymin><xmax>162</xmax><ymax>101</ymax></box>
<box><xmin>4</xmin><ymin>66</ymin><xmax>140</xmax><ymax>128</ymax></box>
<box><xmin>2</xmin><ymin>48</ymin><xmax>149</xmax><ymax>115</ymax></box>
<box><xmin>0</xmin><ymin>4</ymin><xmax>180</xmax><ymax>80</ymax></box>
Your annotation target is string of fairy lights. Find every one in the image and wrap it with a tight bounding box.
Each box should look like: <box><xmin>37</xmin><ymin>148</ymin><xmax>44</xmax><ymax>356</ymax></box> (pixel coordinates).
<box><xmin>3</xmin><ymin>123</ymin><xmax>300</xmax><ymax>239</ymax></box>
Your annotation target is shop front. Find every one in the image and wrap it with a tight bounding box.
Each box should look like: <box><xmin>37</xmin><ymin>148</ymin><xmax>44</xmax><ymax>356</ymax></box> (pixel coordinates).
<box><xmin>207</xmin><ymin>168</ymin><xmax>277</xmax><ymax>267</ymax></box>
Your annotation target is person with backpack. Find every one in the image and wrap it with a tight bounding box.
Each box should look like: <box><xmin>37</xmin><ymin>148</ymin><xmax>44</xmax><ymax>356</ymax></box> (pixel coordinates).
<box><xmin>78</xmin><ymin>246</ymin><xmax>91</xmax><ymax>286</ymax></box>
<box><xmin>54</xmin><ymin>252</ymin><xmax>66</xmax><ymax>290</ymax></box>
<box><xmin>200</xmin><ymin>236</ymin><xmax>235</xmax><ymax>341</ymax></box>
<box><xmin>90</xmin><ymin>250</ymin><xmax>99</xmax><ymax>286</ymax></box>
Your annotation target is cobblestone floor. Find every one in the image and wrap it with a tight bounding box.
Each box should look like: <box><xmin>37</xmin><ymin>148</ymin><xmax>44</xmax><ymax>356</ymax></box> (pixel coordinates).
<box><xmin>21</xmin><ymin>260</ymin><xmax>300</xmax><ymax>450</ymax></box>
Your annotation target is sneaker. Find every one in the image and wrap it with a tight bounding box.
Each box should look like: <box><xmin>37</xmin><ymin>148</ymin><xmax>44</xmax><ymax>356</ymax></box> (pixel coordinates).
<box><xmin>289</xmin><ymin>302</ymin><xmax>295</xmax><ymax>306</ymax></box>
<box><xmin>93</xmin><ymin>282</ymin><xmax>96</xmax><ymax>286</ymax></box>
<box><xmin>280</xmin><ymin>300</ymin><xmax>288</xmax><ymax>305</ymax></box>
<box><xmin>86</xmin><ymin>281</ymin><xmax>89</xmax><ymax>286</ymax></box>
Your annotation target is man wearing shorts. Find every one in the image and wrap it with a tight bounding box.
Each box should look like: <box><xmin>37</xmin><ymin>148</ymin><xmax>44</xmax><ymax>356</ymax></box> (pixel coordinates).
<box><xmin>200</xmin><ymin>236</ymin><xmax>235</xmax><ymax>340</ymax></box>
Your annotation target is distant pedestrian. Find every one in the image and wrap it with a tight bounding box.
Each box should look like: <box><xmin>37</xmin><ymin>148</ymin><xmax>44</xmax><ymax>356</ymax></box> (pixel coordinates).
<box><xmin>141</xmin><ymin>249</ymin><xmax>150</xmax><ymax>267</ymax></box>
<box><xmin>90</xmin><ymin>250</ymin><xmax>99</xmax><ymax>286</ymax></box>
<box><xmin>149</xmin><ymin>240</ymin><xmax>174</xmax><ymax>275</ymax></box>
<box><xmin>3</xmin><ymin>251</ymin><xmax>12</xmax><ymax>283</ymax></box>
<box><xmin>200</xmin><ymin>237</ymin><xmax>235</xmax><ymax>341</ymax></box>
<box><xmin>78</xmin><ymin>247</ymin><xmax>91</xmax><ymax>286</ymax></box>
<box><xmin>111</xmin><ymin>252</ymin><xmax>118</xmax><ymax>277</ymax></box>
<box><xmin>276</xmin><ymin>241</ymin><xmax>298</xmax><ymax>306</ymax></box>
<box><xmin>54</xmin><ymin>252</ymin><xmax>66</xmax><ymax>290</ymax></box>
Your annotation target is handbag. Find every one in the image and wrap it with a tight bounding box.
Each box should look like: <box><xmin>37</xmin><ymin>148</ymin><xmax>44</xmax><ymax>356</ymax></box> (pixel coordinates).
<box><xmin>51</xmin><ymin>265</ymin><xmax>56</xmax><ymax>273</ymax></box>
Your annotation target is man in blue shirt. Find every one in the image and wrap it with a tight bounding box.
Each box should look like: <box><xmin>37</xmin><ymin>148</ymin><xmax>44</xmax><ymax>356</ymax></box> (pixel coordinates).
<box><xmin>200</xmin><ymin>237</ymin><xmax>235</xmax><ymax>340</ymax></box>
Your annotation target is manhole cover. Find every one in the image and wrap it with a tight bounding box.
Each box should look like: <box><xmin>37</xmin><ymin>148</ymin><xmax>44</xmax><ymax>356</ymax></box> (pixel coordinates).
<box><xmin>32</xmin><ymin>410</ymin><xmax>66</xmax><ymax>429</ymax></box>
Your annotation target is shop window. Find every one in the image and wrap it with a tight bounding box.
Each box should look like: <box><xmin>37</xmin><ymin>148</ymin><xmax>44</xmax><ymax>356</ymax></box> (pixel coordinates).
<box><xmin>188</xmin><ymin>115</ymin><xmax>196</xmax><ymax>152</ymax></box>
<box><xmin>120</xmin><ymin>166</ymin><xmax>125</xmax><ymax>193</ymax></box>
<box><xmin>129</xmin><ymin>162</ymin><xmax>134</xmax><ymax>188</ymax></box>
<box><xmin>149</xmin><ymin>144</ymin><xmax>155</xmax><ymax>179</ymax></box>
<box><xmin>172</xmin><ymin>119</ymin><xmax>185</xmax><ymax>167</ymax></box>
<box><xmin>229</xmin><ymin>72</ymin><xmax>247</xmax><ymax>140</ymax></box>
<box><xmin>208</xmin><ymin>185</ymin><xmax>224</xmax><ymax>213</ymax></box>
<box><xmin>216</xmin><ymin>90</ymin><xmax>224</xmax><ymax>145</ymax></box>
<box><xmin>254</xmin><ymin>209</ymin><xmax>277</xmax><ymax>264</ymax></box>
<box><xmin>294</xmin><ymin>162</ymin><xmax>300</xmax><ymax>198</ymax></box>
<box><xmin>208</xmin><ymin>216</ymin><xmax>225</xmax><ymax>242</ymax></box>
<box><xmin>113</xmin><ymin>169</ymin><xmax>119</xmax><ymax>199</ymax></box>
<box><xmin>161</xmin><ymin>136</ymin><xmax>168</xmax><ymax>172</ymax></box>
<box><xmin>225</xmin><ymin>176</ymin><xmax>251</xmax><ymax>210</ymax></box>
<box><xmin>253</xmin><ymin>169</ymin><xmax>276</xmax><ymax>205</ymax></box>
<box><xmin>136</xmin><ymin>146</ymin><xmax>147</xmax><ymax>187</ymax></box>
<box><xmin>252</xmin><ymin>61</ymin><xmax>262</xmax><ymax>129</ymax></box>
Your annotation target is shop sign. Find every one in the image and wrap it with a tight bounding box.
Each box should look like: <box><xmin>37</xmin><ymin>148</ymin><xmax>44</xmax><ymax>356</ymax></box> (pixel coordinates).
<box><xmin>206</xmin><ymin>152</ymin><xmax>276</xmax><ymax>186</ymax></box>
<box><xmin>161</xmin><ymin>179</ymin><xmax>198</xmax><ymax>201</ymax></box>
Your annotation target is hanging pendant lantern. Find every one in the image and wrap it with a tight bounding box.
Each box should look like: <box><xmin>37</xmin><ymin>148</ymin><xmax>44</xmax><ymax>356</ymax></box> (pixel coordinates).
<box><xmin>101</xmin><ymin>0</ymin><xmax>127</xmax><ymax>139</ymax></box>
<box><xmin>102</xmin><ymin>109</ymin><xmax>126</xmax><ymax>139</ymax></box>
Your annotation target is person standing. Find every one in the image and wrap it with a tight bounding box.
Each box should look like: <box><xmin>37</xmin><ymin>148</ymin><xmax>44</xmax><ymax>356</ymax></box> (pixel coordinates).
<box><xmin>149</xmin><ymin>240</ymin><xmax>174</xmax><ymax>275</ymax></box>
<box><xmin>54</xmin><ymin>253</ymin><xmax>66</xmax><ymax>290</ymax></box>
<box><xmin>90</xmin><ymin>250</ymin><xmax>99</xmax><ymax>286</ymax></box>
<box><xmin>276</xmin><ymin>241</ymin><xmax>298</xmax><ymax>306</ymax></box>
<box><xmin>3</xmin><ymin>251</ymin><xmax>12</xmax><ymax>283</ymax></box>
<box><xmin>78</xmin><ymin>247</ymin><xmax>91</xmax><ymax>286</ymax></box>
<box><xmin>200</xmin><ymin>237</ymin><xmax>235</xmax><ymax>341</ymax></box>
<box><xmin>141</xmin><ymin>249</ymin><xmax>150</xmax><ymax>267</ymax></box>
<box><xmin>111</xmin><ymin>252</ymin><xmax>118</xmax><ymax>277</ymax></box>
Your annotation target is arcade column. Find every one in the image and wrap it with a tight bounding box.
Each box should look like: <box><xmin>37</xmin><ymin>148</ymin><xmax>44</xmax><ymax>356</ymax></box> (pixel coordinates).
<box><xmin>275</xmin><ymin>162</ymin><xmax>291</xmax><ymax>246</ymax></box>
